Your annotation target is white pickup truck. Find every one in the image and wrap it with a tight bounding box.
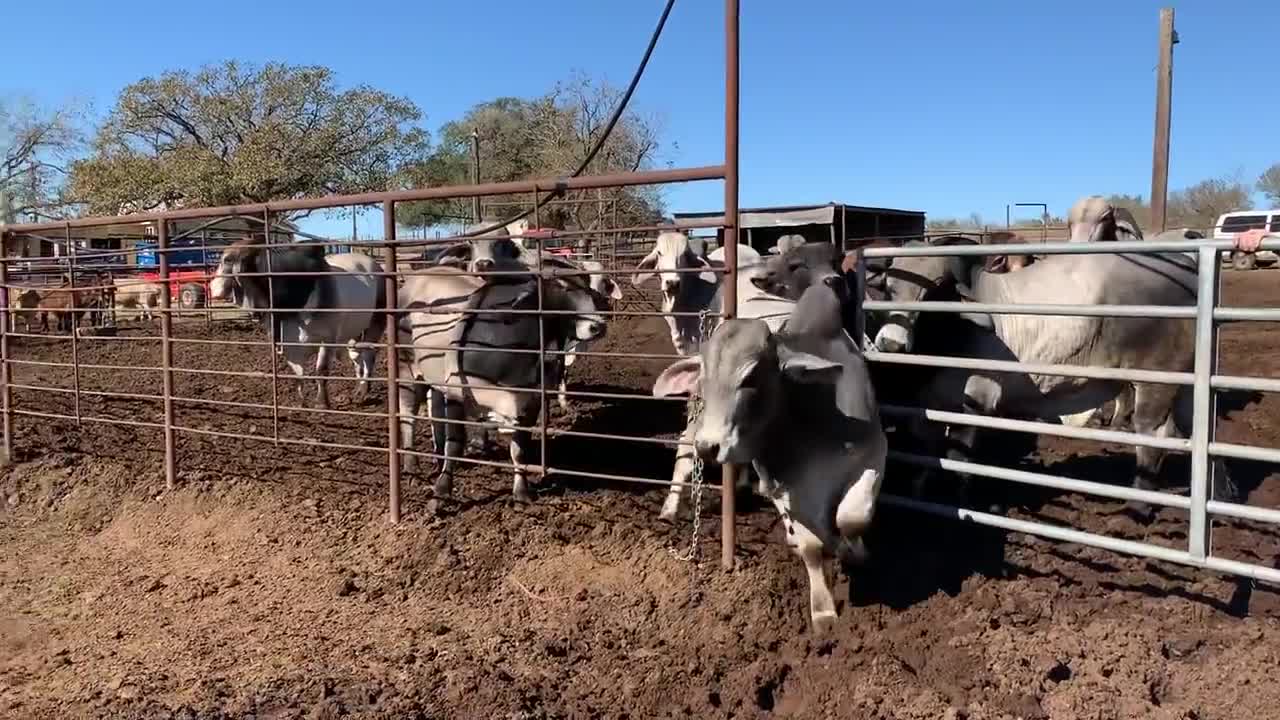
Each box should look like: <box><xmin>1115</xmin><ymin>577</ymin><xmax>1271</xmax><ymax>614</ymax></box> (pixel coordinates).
<box><xmin>1217</xmin><ymin>209</ymin><xmax>1280</xmax><ymax>270</ymax></box>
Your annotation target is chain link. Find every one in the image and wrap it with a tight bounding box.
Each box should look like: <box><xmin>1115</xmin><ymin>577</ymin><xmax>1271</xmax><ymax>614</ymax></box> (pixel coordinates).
<box><xmin>670</xmin><ymin>309</ymin><xmax>717</xmax><ymax>565</ymax></box>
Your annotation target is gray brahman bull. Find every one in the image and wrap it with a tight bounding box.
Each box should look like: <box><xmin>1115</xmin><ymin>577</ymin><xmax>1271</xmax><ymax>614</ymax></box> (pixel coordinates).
<box><xmin>873</xmin><ymin>231</ymin><xmax>1240</xmax><ymax>518</ymax></box>
<box><xmin>653</xmin><ymin>279</ymin><xmax>886</xmax><ymax>633</ymax></box>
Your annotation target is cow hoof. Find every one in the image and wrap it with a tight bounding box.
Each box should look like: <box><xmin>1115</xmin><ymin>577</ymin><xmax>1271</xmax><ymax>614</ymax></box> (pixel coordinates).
<box><xmin>811</xmin><ymin>611</ymin><xmax>838</xmax><ymax>635</ymax></box>
<box><xmin>658</xmin><ymin>496</ymin><xmax>682</xmax><ymax>523</ymax></box>
<box><xmin>426</xmin><ymin>498</ymin><xmax>442</xmax><ymax>516</ymax></box>
<box><xmin>433</xmin><ymin>477</ymin><xmax>453</xmax><ymax>498</ymax></box>
<box><xmin>1123</xmin><ymin>499</ymin><xmax>1156</xmax><ymax>523</ymax></box>
<box><xmin>840</xmin><ymin>537</ymin><xmax>870</xmax><ymax>569</ymax></box>
<box><xmin>513</xmin><ymin>487</ymin><xmax>533</xmax><ymax>504</ymax></box>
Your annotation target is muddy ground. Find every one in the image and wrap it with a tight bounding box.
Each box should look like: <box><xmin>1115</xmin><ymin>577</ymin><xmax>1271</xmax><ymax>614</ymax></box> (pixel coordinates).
<box><xmin>2</xmin><ymin>271</ymin><xmax>1280</xmax><ymax>719</ymax></box>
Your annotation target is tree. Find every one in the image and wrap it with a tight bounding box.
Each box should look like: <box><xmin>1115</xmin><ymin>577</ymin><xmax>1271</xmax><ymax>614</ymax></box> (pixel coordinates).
<box><xmin>0</xmin><ymin>97</ymin><xmax>83</xmax><ymax>221</ymax></box>
<box><xmin>1258</xmin><ymin>163</ymin><xmax>1280</xmax><ymax>206</ymax></box>
<box><xmin>67</xmin><ymin>61</ymin><xmax>430</xmax><ymax>217</ymax></box>
<box><xmin>396</xmin><ymin>73</ymin><xmax>671</xmax><ymax>232</ymax></box>
<box><xmin>1167</xmin><ymin>176</ymin><xmax>1253</xmax><ymax>230</ymax></box>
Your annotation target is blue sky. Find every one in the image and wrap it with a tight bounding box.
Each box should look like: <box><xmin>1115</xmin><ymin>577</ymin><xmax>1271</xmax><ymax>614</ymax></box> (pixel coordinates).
<box><xmin>5</xmin><ymin>1</ymin><xmax>1278</xmax><ymax>236</ymax></box>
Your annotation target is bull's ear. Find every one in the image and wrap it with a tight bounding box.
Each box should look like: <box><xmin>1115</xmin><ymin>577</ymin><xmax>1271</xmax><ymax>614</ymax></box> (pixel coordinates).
<box><xmin>652</xmin><ymin>356</ymin><xmax>703</xmax><ymax>397</ymax></box>
<box><xmin>777</xmin><ymin>345</ymin><xmax>842</xmax><ymax>386</ymax></box>
<box><xmin>695</xmin><ymin>255</ymin><xmax>718</xmax><ymax>284</ymax></box>
<box><xmin>632</xmin><ymin>247</ymin><xmax>661</xmax><ymax>286</ymax></box>
<box><xmin>604</xmin><ymin>277</ymin><xmax>623</xmax><ymax>300</ymax></box>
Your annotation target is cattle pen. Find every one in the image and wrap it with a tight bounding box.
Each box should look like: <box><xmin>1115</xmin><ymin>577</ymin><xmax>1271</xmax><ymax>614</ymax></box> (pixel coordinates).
<box><xmin>5</xmin><ymin>3</ymin><xmax>1280</xmax><ymax>718</ymax></box>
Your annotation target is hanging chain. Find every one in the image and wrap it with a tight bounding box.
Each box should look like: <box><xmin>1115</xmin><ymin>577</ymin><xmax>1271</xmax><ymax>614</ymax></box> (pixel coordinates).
<box><xmin>670</xmin><ymin>309</ymin><xmax>717</xmax><ymax>565</ymax></box>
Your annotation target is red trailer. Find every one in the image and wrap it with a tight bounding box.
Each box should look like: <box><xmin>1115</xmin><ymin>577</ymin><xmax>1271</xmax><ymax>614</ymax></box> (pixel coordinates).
<box><xmin>138</xmin><ymin>269</ymin><xmax>211</xmax><ymax>309</ymax></box>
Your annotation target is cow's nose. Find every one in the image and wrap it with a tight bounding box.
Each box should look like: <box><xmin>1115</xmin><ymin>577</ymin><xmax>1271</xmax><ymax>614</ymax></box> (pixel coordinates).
<box><xmin>663</xmin><ymin>279</ymin><xmax>680</xmax><ymax>295</ymax></box>
<box><xmin>474</xmin><ymin>259</ymin><xmax>495</xmax><ymax>273</ymax></box>
<box><xmin>587</xmin><ymin>321</ymin><xmax>606</xmax><ymax>338</ymax></box>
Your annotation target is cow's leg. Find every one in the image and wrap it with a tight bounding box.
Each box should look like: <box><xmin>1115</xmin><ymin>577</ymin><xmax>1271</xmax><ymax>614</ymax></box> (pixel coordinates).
<box><xmin>1126</xmin><ymin>382</ymin><xmax>1180</xmax><ymax>520</ymax></box>
<box><xmin>659</xmin><ymin>421</ymin><xmax>697</xmax><ymax>521</ymax></box>
<box><xmin>509</xmin><ymin>409</ymin><xmax>537</xmax><ymax>503</ymax></box>
<box><xmin>281</xmin><ymin>337</ymin><xmax>309</xmax><ymax>408</ymax></box>
<box><xmin>428</xmin><ymin>390</ymin><xmax>466</xmax><ymax>513</ymax></box>
<box><xmin>835</xmin><ymin>468</ymin><xmax>882</xmax><ymax>568</ymax></box>
<box><xmin>313</xmin><ymin>344</ymin><xmax>333</xmax><ymax>409</ymax></box>
<box><xmin>953</xmin><ymin>374</ymin><xmax>1003</xmax><ymax>509</ymax></box>
<box><xmin>398</xmin><ymin>375</ymin><xmax>426</xmax><ymax>475</ymax></box>
<box><xmin>557</xmin><ymin>377</ymin><xmax>570</xmax><ymax>412</ymax></box>
<box><xmin>771</xmin><ymin>492</ymin><xmax>837</xmax><ymax>634</ymax></box>
<box><xmin>1110</xmin><ymin>384</ymin><xmax>1135</xmax><ymax>429</ymax></box>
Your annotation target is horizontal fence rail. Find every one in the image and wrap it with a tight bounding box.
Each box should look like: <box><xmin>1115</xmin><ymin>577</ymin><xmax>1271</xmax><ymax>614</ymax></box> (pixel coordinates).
<box><xmin>854</xmin><ymin>238</ymin><xmax>1280</xmax><ymax>586</ymax></box>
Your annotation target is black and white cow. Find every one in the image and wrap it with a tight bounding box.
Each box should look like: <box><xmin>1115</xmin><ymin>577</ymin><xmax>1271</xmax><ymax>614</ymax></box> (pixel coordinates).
<box><xmin>652</xmin><ymin>280</ymin><xmax>887</xmax><ymax>633</ymax></box>
<box><xmin>397</xmin><ymin>264</ymin><xmax>610</xmax><ymax>511</ymax></box>
<box><xmin>209</xmin><ymin>237</ymin><xmax>386</xmax><ymax>409</ymax></box>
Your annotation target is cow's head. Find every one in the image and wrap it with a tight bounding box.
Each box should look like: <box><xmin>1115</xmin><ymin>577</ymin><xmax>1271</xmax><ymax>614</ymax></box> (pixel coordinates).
<box><xmin>1067</xmin><ymin>196</ymin><xmax>1145</xmax><ymax>244</ymax></box>
<box><xmin>751</xmin><ymin>241</ymin><xmax>845</xmax><ymax>302</ymax></box>
<box><xmin>542</xmin><ymin>261</ymin><xmax>612</xmax><ymax>344</ymax></box>
<box><xmin>579</xmin><ymin>259</ymin><xmax>623</xmax><ymax>304</ymax></box>
<box><xmin>873</xmin><ymin>235</ymin><xmax>980</xmax><ymax>353</ymax></box>
<box><xmin>631</xmin><ymin>231</ymin><xmax>715</xmax><ymax>305</ymax></box>
<box><xmin>652</xmin><ymin>318</ymin><xmax>841</xmax><ymax>464</ymax></box>
<box><xmin>209</xmin><ymin>237</ymin><xmax>255</xmax><ymax>304</ymax></box>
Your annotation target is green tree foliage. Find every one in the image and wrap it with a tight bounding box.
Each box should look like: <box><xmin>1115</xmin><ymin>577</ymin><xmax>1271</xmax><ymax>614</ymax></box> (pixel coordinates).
<box><xmin>0</xmin><ymin>97</ymin><xmax>84</xmax><ymax>221</ymax></box>
<box><xmin>396</xmin><ymin>73</ymin><xmax>671</xmax><ymax>232</ymax></box>
<box><xmin>67</xmin><ymin>61</ymin><xmax>430</xmax><ymax>217</ymax></box>
<box><xmin>1167</xmin><ymin>176</ymin><xmax>1253</xmax><ymax>229</ymax></box>
<box><xmin>1257</xmin><ymin>163</ymin><xmax>1280</xmax><ymax>206</ymax></box>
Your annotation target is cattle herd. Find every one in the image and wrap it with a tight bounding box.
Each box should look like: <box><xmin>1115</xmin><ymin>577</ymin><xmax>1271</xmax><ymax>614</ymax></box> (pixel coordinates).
<box><xmin>4</xmin><ymin>195</ymin><xmax>1273</xmax><ymax>632</ymax></box>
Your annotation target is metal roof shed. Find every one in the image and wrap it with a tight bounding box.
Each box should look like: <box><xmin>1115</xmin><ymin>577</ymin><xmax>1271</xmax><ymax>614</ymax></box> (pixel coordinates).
<box><xmin>671</xmin><ymin>202</ymin><xmax>926</xmax><ymax>255</ymax></box>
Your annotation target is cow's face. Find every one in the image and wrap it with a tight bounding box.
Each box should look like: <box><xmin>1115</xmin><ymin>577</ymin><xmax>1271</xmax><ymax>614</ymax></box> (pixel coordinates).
<box><xmin>209</xmin><ymin>250</ymin><xmax>245</xmax><ymax>302</ymax></box>
<box><xmin>566</xmin><ymin>283</ymin><xmax>609</xmax><ymax>343</ymax></box>
<box><xmin>631</xmin><ymin>232</ymin><xmax>713</xmax><ymax>306</ymax></box>
<box><xmin>652</xmin><ymin>319</ymin><xmax>839</xmax><ymax>465</ymax></box>
<box><xmin>468</xmin><ymin>237</ymin><xmax>524</xmax><ymax>274</ymax></box>
<box><xmin>875</xmin><ymin>253</ymin><xmax>950</xmax><ymax>353</ymax></box>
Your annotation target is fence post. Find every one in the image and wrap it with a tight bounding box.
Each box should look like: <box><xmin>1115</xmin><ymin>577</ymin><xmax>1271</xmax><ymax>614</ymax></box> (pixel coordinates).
<box><xmin>382</xmin><ymin>200</ymin><xmax>401</xmax><ymax>523</ymax></box>
<box><xmin>720</xmin><ymin>0</ymin><xmax>740</xmax><ymax>572</ymax></box>
<box><xmin>1188</xmin><ymin>244</ymin><xmax>1219</xmax><ymax>558</ymax></box>
<box><xmin>0</xmin><ymin>254</ymin><xmax>12</xmax><ymax>464</ymax></box>
<box><xmin>66</xmin><ymin>224</ymin><xmax>82</xmax><ymax>426</ymax></box>
<box><xmin>853</xmin><ymin>248</ymin><xmax>867</xmax><ymax>350</ymax></box>
<box><xmin>263</xmin><ymin>211</ymin><xmax>280</xmax><ymax>445</ymax></box>
<box><xmin>158</xmin><ymin>219</ymin><xmax>176</xmax><ymax>490</ymax></box>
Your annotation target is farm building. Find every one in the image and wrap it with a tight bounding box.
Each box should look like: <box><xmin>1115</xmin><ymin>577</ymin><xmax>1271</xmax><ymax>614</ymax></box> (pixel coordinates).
<box><xmin>672</xmin><ymin>202</ymin><xmax>926</xmax><ymax>255</ymax></box>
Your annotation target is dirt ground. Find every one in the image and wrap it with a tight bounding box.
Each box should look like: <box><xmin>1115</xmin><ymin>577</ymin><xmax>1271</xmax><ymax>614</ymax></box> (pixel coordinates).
<box><xmin>2</xmin><ymin>271</ymin><xmax>1280</xmax><ymax>719</ymax></box>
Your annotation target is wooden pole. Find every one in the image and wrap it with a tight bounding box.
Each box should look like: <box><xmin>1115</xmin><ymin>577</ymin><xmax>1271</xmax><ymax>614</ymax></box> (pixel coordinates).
<box><xmin>1150</xmin><ymin>8</ymin><xmax>1176</xmax><ymax>233</ymax></box>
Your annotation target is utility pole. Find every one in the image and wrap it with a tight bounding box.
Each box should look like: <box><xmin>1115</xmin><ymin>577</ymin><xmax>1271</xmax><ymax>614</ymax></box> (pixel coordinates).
<box><xmin>1150</xmin><ymin>8</ymin><xmax>1177</xmax><ymax>233</ymax></box>
<box><xmin>471</xmin><ymin>129</ymin><xmax>482</xmax><ymax>224</ymax></box>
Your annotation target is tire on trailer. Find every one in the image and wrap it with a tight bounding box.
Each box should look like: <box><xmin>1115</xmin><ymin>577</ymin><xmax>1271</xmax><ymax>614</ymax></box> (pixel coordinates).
<box><xmin>1233</xmin><ymin>251</ymin><xmax>1257</xmax><ymax>271</ymax></box>
<box><xmin>179</xmin><ymin>283</ymin><xmax>206</xmax><ymax>309</ymax></box>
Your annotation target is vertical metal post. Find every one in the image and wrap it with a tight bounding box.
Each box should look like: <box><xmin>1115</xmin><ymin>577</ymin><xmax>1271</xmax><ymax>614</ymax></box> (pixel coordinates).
<box><xmin>65</xmin><ymin>224</ymin><xmax>81</xmax><ymax>426</ymax></box>
<box><xmin>383</xmin><ymin>200</ymin><xmax>401</xmax><ymax>523</ymax></box>
<box><xmin>201</xmin><ymin>230</ymin><xmax>212</xmax><ymax>327</ymax></box>
<box><xmin>1150</xmin><ymin>7</ymin><xmax>1175</xmax><ymax>233</ymax></box>
<box><xmin>264</xmin><ymin>211</ymin><xmax>280</xmax><ymax>445</ymax></box>
<box><xmin>0</xmin><ymin>255</ymin><xmax>12</xmax><ymax>464</ymax></box>
<box><xmin>720</xmin><ymin>0</ymin><xmax>740</xmax><ymax>572</ymax></box>
<box><xmin>853</xmin><ymin>249</ymin><xmax>867</xmax><ymax>351</ymax></box>
<box><xmin>534</xmin><ymin>191</ymin><xmax>549</xmax><ymax>480</ymax></box>
<box><xmin>1189</xmin><ymin>245</ymin><xmax>1218</xmax><ymax>558</ymax></box>
<box><xmin>471</xmin><ymin>129</ymin><xmax>482</xmax><ymax>224</ymax></box>
<box><xmin>158</xmin><ymin>219</ymin><xmax>176</xmax><ymax>490</ymax></box>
